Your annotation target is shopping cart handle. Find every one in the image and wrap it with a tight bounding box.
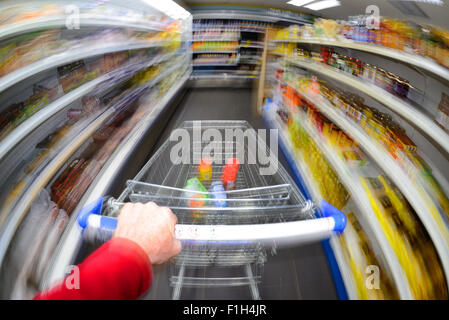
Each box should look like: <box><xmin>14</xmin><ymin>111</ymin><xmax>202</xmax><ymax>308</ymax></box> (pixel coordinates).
<box><xmin>319</xmin><ymin>200</ymin><xmax>347</xmax><ymax>233</ymax></box>
<box><xmin>77</xmin><ymin>197</ymin><xmax>347</xmax><ymax>245</ymax></box>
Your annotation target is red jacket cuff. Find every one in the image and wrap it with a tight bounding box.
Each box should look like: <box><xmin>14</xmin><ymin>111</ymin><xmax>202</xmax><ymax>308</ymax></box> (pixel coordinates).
<box><xmin>34</xmin><ymin>237</ymin><xmax>152</xmax><ymax>300</ymax></box>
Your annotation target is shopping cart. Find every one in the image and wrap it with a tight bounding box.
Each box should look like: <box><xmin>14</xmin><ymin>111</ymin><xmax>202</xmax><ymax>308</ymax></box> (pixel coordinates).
<box><xmin>76</xmin><ymin>120</ymin><xmax>346</xmax><ymax>299</ymax></box>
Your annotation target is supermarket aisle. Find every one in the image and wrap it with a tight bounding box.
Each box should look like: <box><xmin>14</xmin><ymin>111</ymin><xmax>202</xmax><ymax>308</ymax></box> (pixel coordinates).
<box><xmin>143</xmin><ymin>88</ymin><xmax>338</xmax><ymax>300</ymax></box>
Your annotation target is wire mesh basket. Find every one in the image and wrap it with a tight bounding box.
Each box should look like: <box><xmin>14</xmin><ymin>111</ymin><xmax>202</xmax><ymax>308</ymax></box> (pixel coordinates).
<box><xmin>112</xmin><ymin>121</ymin><xmax>314</xmax><ymax>299</ymax></box>
<box><xmin>116</xmin><ymin>121</ymin><xmax>313</xmax><ymax>223</ymax></box>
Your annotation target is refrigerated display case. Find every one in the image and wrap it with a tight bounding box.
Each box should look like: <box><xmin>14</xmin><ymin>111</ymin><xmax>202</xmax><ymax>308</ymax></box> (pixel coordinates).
<box><xmin>0</xmin><ymin>0</ymin><xmax>192</xmax><ymax>299</ymax></box>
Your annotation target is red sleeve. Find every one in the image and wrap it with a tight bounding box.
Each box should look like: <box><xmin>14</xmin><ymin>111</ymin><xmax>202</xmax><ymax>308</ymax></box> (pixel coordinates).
<box><xmin>34</xmin><ymin>237</ymin><xmax>152</xmax><ymax>300</ymax></box>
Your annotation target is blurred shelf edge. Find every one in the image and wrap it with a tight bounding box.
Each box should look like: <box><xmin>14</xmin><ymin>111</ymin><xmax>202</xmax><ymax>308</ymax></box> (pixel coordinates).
<box><xmin>193</xmin><ymin>38</ymin><xmax>240</xmax><ymax>42</ymax></box>
<box><xmin>240</xmin><ymin>44</ymin><xmax>264</xmax><ymax>49</ymax></box>
<box><xmin>42</xmin><ymin>69</ymin><xmax>191</xmax><ymax>289</ymax></box>
<box><xmin>265</xmin><ymin>113</ymin><xmax>356</xmax><ymax>299</ymax></box>
<box><xmin>0</xmin><ymin>14</ymin><xmax>170</xmax><ymax>42</ymax></box>
<box><xmin>285</xmin><ymin>106</ymin><xmax>413</xmax><ymax>299</ymax></box>
<box><xmin>192</xmin><ymin>50</ymin><xmax>238</xmax><ymax>54</ymax></box>
<box><xmin>281</xmin><ymin>55</ymin><xmax>449</xmax><ymax>158</ymax></box>
<box><xmin>190</xmin><ymin>74</ymin><xmax>257</xmax><ymax>79</ymax></box>
<box><xmin>0</xmin><ymin>40</ymin><xmax>172</xmax><ymax>93</ymax></box>
<box><xmin>192</xmin><ymin>63</ymin><xmax>239</xmax><ymax>67</ymax></box>
<box><xmin>0</xmin><ymin>51</ymin><xmax>179</xmax><ymax>164</ymax></box>
<box><xmin>192</xmin><ymin>11</ymin><xmax>310</xmax><ymax>25</ymax></box>
<box><xmin>0</xmin><ymin>59</ymin><xmax>189</xmax><ymax>272</ymax></box>
<box><xmin>294</xmin><ymin>87</ymin><xmax>449</xmax><ymax>287</ymax></box>
<box><xmin>193</xmin><ymin>27</ymin><xmax>266</xmax><ymax>34</ymax></box>
<box><xmin>271</xmin><ymin>39</ymin><xmax>449</xmax><ymax>84</ymax></box>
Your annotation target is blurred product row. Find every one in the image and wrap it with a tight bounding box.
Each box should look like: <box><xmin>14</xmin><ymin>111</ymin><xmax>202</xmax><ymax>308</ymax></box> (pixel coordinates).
<box><xmin>273</xmin><ymin>17</ymin><xmax>449</xmax><ymax>69</ymax></box>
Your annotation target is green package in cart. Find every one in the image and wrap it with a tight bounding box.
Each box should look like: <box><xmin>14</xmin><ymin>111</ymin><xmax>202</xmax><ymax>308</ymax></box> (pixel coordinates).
<box><xmin>184</xmin><ymin>177</ymin><xmax>210</xmax><ymax>196</ymax></box>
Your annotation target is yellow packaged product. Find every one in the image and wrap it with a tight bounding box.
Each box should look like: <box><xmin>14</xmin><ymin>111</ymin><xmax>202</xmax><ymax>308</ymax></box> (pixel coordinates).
<box><xmin>341</xmin><ymin>212</ymin><xmax>399</xmax><ymax>299</ymax></box>
<box><xmin>361</xmin><ymin>175</ymin><xmax>447</xmax><ymax>299</ymax></box>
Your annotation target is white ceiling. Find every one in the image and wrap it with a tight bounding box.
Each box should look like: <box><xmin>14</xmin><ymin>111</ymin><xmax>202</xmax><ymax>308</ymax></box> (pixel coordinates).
<box><xmin>185</xmin><ymin>0</ymin><xmax>449</xmax><ymax>28</ymax></box>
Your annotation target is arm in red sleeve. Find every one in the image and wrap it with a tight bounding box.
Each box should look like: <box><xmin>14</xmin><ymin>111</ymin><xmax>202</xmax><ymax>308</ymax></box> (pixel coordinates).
<box><xmin>34</xmin><ymin>237</ymin><xmax>152</xmax><ymax>300</ymax></box>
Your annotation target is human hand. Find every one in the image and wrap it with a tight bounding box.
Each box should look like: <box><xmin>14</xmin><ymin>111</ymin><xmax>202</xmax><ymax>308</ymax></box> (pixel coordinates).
<box><xmin>114</xmin><ymin>202</ymin><xmax>181</xmax><ymax>264</ymax></box>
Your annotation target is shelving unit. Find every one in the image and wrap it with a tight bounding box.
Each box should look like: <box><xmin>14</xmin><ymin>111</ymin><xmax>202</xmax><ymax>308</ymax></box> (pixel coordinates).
<box><xmin>0</xmin><ymin>40</ymin><xmax>172</xmax><ymax>93</ymax></box>
<box><xmin>0</xmin><ymin>14</ymin><xmax>168</xmax><ymax>41</ymax></box>
<box><xmin>264</xmin><ymin>17</ymin><xmax>449</xmax><ymax>296</ymax></box>
<box><xmin>289</xmin><ymin>87</ymin><xmax>449</xmax><ymax>286</ymax></box>
<box><xmin>191</xmin><ymin>17</ymin><xmax>270</xmax><ymax>84</ymax></box>
<box><xmin>290</xmin><ymin>105</ymin><xmax>412</xmax><ymax>298</ymax></box>
<box><xmin>264</xmin><ymin>113</ymin><xmax>355</xmax><ymax>299</ymax></box>
<box><xmin>0</xmin><ymin>57</ymin><xmax>190</xmax><ymax>267</ymax></box>
<box><xmin>0</xmin><ymin>0</ymin><xmax>192</xmax><ymax>299</ymax></box>
<box><xmin>192</xmin><ymin>50</ymin><xmax>238</xmax><ymax>54</ymax></box>
<box><xmin>0</xmin><ymin>51</ymin><xmax>180</xmax><ymax>163</ymax></box>
<box><xmin>271</xmin><ymin>38</ymin><xmax>449</xmax><ymax>83</ymax></box>
<box><xmin>42</xmin><ymin>70</ymin><xmax>191</xmax><ymax>287</ymax></box>
<box><xmin>277</xmin><ymin>55</ymin><xmax>449</xmax><ymax>157</ymax></box>
<box><xmin>265</xmin><ymin>86</ymin><xmax>414</xmax><ymax>297</ymax></box>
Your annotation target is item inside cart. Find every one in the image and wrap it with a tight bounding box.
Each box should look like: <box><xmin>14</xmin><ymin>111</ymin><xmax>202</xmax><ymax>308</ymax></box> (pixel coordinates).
<box><xmin>76</xmin><ymin>121</ymin><xmax>346</xmax><ymax>299</ymax></box>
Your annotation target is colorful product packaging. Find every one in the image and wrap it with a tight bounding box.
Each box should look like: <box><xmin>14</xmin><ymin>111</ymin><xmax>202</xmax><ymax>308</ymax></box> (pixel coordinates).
<box><xmin>211</xmin><ymin>181</ymin><xmax>227</xmax><ymax>208</ymax></box>
<box><xmin>198</xmin><ymin>157</ymin><xmax>212</xmax><ymax>182</ymax></box>
<box><xmin>222</xmin><ymin>158</ymin><xmax>240</xmax><ymax>190</ymax></box>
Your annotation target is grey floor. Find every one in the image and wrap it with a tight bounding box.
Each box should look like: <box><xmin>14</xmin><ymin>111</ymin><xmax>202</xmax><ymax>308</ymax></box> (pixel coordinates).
<box><xmin>143</xmin><ymin>87</ymin><xmax>338</xmax><ymax>300</ymax></box>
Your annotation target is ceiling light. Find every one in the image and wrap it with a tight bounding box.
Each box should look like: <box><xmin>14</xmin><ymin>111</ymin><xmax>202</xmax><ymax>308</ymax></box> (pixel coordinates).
<box><xmin>396</xmin><ymin>0</ymin><xmax>443</xmax><ymax>4</ymax></box>
<box><xmin>287</xmin><ymin>0</ymin><xmax>316</xmax><ymax>7</ymax></box>
<box><xmin>305</xmin><ymin>0</ymin><xmax>341</xmax><ymax>10</ymax></box>
<box><xmin>388</xmin><ymin>0</ymin><xmax>429</xmax><ymax>17</ymax></box>
<box><xmin>142</xmin><ymin>0</ymin><xmax>191</xmax><ymax>20</ymax></box>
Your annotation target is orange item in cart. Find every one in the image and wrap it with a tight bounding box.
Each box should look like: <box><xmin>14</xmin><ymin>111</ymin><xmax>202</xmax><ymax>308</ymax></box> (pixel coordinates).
<box><xmin>198</xmin><ymin>157</ymin><xmax>212</xmax><ymax>182</ymax></box>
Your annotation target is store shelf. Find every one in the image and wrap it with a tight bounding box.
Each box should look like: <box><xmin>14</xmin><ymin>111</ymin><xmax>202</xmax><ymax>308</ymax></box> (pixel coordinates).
<box><xmin>267</xmin><ymin>115</ymin><xmax>356</xmax><ymax>300</ymax></box>
<box><xmin>192</xmin><ymin>50</ymin><xmax>238</xmax><ymax>54</ymax></box>
<box><xmin>240</xmin><ymin>60</ymin><xmax>261</xmax><ymax>65</ymax></box>
<box><xmin>293</xmin><ymin>87</ymin><xmax>449</xmax><ymax>287</ymax></box>
<box><xmin>193</xmin><ymin>12</ymin><xmax>276</xmax><ymax>23</ymax></box>
<box><xmin>282</xmin><ymin>56</ymin><xmax>449</xmax><ymax>157</ymax></box>
<box><xmin>0</xmin><ymin>59</ymin><xmax>188</xmax><ymax>269</ymax></box>
<box><xmin>0</xmin><ymin>40</ymin><xmax>170</xmax><ymax>93</ymax></box>
<box><xmin>191</xmin><ymin>74</ymin><xmax>256</xmax><ymax>80</ymax></box>
<box><xmin>193</xmin><ymin>63</ymin><xmax>239</xmax><ymax>67</ymax></box>
<box><xmin>240</xmin><ymin>44</ymin><xmax>264</xmax><ymax>49</ymax></box>
<box><xmin>271</xmin><ymin>38</ymin><xmax>449</xmax><ymax>83</ymax></box>
<box><xmin>192</xmin><ymin>10</ymin><xmax>309</xmax><ymax>25</ymax></box>
<box><xmin>193</xmin><ymin>27</ymin><xmax>266</xmax><ymax>34</ymax></box>
<box><xmin>0</xmin><ymin>51</ymin><xmax>180</xmax><ymax>164</ymax></box>
<box><xmin>0</xmin><ymin>14</ymin><xmax>167</xmax><ymax>41</ymax></box>
<box><xmin>43</xmin><ymin>69</ymin><xmax>191</xmax><ymax>288</ymax></box>
<box><xmin>240</xmin><ymin>29</ymin><xmax>267</xmax><ymax>34</ymax></box>
<box><xmin>193</xmin><ymin>38</ymin><xmax>240</xmax><ymax>42</ymax></box>
<box><xmin>284</xmin><ymin>106</ymin><xmax>412</xmax><ymax>299</ymax></box>
<box><xmin>240</xmin><ymin>55</ymin><xmax>261</xmax><ymax>61</ymax></box>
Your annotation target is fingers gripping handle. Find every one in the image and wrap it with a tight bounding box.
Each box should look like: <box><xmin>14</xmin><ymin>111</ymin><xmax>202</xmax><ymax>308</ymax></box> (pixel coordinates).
<box><xmin>77</xmin><ymin>197</ymin><xmax>347</xmax><ymax>244</ymax></box>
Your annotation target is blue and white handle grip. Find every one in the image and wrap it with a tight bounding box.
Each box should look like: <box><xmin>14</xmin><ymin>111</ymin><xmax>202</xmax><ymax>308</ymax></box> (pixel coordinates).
<box><xmin>77</xmin><ymin>197</ymin><xmax>346</xmax><ymax>246</ymax></box>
